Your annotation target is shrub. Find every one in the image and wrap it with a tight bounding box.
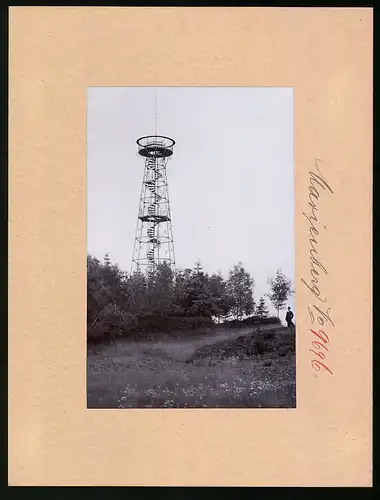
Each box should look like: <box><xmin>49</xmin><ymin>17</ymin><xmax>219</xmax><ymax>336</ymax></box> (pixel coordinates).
<box><xmin>135</xmin><ymin>315</ymin><xmax>213</xmax><ymax>334</ymax></box>
<box><xmin>255</xmin><ymin>338</ymin><xmax>267</xmax><ymax>355</ymax></box>
<box><xmin>262</xmin><ymin>332</ymin><xmax>275</xmax><ymax>340</ymax></box>
<box><xmin>220</xmin><ymin>315</ymin><xmax>281</xmax><ymax>328</ymax></box>
<box><xmin>88</xmin><ymin>305</ymin><xmax>138</xmax><ymax>341</ymax></box>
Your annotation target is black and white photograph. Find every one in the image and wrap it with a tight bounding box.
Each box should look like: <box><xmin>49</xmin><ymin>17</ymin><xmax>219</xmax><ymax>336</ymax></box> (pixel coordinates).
<box><xmin>87</xmin><ymin>86</ymin><xmax>295</xmax><ymax>409</ymax></box>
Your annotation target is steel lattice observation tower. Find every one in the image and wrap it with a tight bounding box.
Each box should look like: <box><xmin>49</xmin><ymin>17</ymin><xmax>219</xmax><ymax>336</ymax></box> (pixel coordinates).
<box><xmin>131</xmin><ymin>135</ymin><xmax>176</xmax><ymax>284</ymax></box>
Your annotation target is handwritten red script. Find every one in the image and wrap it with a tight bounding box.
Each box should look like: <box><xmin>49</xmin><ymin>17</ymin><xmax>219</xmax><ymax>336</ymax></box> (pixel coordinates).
<box><xmin>301</xmin><ymin>159</ymin><xmax>335</xmax><ymax>376</ymax></box>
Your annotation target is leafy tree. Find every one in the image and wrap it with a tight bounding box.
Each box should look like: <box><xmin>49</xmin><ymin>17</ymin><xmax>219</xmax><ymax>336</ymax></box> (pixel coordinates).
<box><xmin>208</xmin><ymin>272</ymin><xmax>232</xmax><ymax>322</ymax></box>
<box><xmin>266</xmin><ymin>269</ymin><xmax>294</xmax><ymax>318</ymax></box>
<box><xmin>256</xmin><ymin>296</ymin><xmax>269</xmax><ymax>320</ymax></box>
<box><xmin>226</xmin><ymin>263</ymin><xmax>255</xmax><ymax>321</ymax></box>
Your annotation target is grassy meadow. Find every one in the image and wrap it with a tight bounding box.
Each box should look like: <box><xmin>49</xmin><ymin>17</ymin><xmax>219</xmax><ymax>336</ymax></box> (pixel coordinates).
<box><xmin>87</xmin><ymin>324</ymin><xmax>296</xmax><ymax>409</ymax></box>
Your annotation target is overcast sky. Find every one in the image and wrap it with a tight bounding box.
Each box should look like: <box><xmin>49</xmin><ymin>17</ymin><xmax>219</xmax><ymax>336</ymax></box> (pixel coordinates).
<box><xmin>87</xmin><ymin>87</ymin><xmax>295</xmax><ymax>316</ymax></box>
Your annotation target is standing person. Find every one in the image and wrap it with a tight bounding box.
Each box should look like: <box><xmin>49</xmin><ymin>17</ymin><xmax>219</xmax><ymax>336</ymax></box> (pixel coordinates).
<box><xmin>285</xmin><ymin>307</ymin><xmax>294</xmax><ymax>328</ymax></box>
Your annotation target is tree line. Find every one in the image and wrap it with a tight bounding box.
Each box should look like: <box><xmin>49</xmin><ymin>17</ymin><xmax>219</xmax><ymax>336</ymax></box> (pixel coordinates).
<box><xmin>87</xmin><ymin>254</ymin><xmax>293</xmax><ymax>341</ymax></box>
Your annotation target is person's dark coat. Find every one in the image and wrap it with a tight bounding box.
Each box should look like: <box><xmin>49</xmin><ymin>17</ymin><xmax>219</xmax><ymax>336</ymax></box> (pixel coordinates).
<box><xmin>285</xmin><ymin>310</ymin><xmax>294</xmax><ymax>323</ymax></box>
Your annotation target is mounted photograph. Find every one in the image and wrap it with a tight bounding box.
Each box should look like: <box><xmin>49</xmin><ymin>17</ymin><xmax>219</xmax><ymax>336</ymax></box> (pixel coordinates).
<box><xmin>87</xmin><ymin>86</ymin><xmax>295</xmax><ymax>409</ymax></box>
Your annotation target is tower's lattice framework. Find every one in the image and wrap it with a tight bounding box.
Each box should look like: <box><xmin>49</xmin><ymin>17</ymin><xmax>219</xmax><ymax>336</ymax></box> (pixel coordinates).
<box><xmin>131</xmin><ymin>135</ymin><xmax>176</xmax><ymax>283</ymax></box>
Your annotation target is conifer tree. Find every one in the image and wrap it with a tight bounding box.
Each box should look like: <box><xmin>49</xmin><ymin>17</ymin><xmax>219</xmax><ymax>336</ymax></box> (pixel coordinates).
<box><xmin>256</xmin><ymin>296</ymin><xmax>269</xmax><ymax>319</ymax></box>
